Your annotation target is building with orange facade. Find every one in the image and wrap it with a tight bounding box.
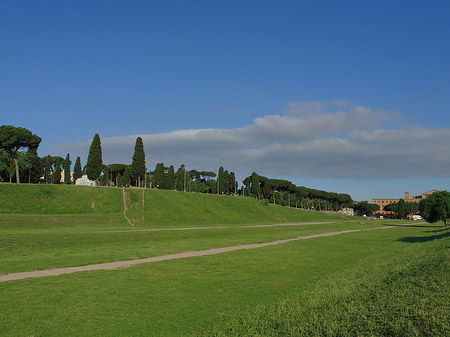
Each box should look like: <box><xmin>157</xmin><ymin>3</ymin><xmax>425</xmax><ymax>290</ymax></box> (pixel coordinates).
<box><xmin>371</xmin><ymin>190</ymin><xmax>438</xmax><ymax>215</ymax></box>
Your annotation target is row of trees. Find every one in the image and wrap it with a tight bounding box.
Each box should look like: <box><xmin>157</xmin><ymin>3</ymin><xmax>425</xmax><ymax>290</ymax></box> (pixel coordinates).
<box><xmin>240</xmin><ymin>172</ymin><xmax>353</xmax><ymax>211</ymax></box>
<box><xmin>0</xmin><ymin>126</ymin><xmax>354</xmax><ymax>212</ymax></box>
<box><xmin>382</xmin><ymin>199</ymin><xmax>420</xmax><ymax>219</ymax></box>
<box><xmin>3</xmin><ymin>125</ymin><xmax>450</xmax><ymax>223</ymax></box>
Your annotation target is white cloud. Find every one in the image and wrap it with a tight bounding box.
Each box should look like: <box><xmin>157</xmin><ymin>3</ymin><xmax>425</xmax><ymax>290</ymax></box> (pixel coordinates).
<box><xmin>54</xmin><ymin>101</ymin><xmax>450</xmax><ymax>179</ymax></box>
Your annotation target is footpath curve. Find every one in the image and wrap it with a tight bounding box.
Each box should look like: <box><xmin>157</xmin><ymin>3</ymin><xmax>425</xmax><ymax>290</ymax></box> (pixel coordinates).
<box><xmin>0</xmin><ymin>226</ymin><xmax>394</xmax><ymax>283</ymax></box>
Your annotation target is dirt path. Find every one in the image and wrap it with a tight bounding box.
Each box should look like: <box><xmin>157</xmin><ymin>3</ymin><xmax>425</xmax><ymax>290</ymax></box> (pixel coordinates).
<box><xmin>90</xmin><ymin>221</ymin><xmax>342</xmax><ymax>234</ymax></box>
<box><xmin>122</xmin><ymin>187</ymin><xmax>134</xmax><ymax>226</ymax></box>
<box><xmin>0</xmin><ymin>226</ymin><xmax>393</xmax><ymax>283</ymax></box>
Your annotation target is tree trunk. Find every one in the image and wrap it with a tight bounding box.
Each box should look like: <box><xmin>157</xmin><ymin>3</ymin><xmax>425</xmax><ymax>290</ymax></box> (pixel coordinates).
<box><xmin>14</xmin><ymin>157</ymin><xmax>20</xmax><ymax>183</ymax></box>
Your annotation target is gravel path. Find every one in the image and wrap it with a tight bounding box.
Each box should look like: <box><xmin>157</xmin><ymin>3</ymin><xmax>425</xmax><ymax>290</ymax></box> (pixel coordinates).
<box><xmin>0</xmin><ymin>225</ymin><xmax>393</xmax><ymax>283</ymax></box>
<box><xmin>90</xmin><ymin>221</ymin><xmax>342</xmax><ymax>234</ymax></box>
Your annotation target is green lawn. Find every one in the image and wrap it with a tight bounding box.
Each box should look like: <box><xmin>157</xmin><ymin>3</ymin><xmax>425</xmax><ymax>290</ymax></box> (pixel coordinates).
<box><xmin>1</xmin><ymin>223</ymin><xmax>449</xmax><ymax>336</ymax></box>
<box><xmin>0</xmin><ymin>220</ymin><xmax>382</xmax><ymax>275</ymax></box>
<box><xmin>0</xmin><ymin>184</ymin><xmax>449</xmax><ymax>336</ymax></box>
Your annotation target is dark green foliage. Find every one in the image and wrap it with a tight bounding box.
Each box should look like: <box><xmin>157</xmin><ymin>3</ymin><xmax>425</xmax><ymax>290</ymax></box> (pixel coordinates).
<box><xmin>103</xmin><ymin>166</ymin><xmax>110</xmax><ymax>186</ymax></box>
<box><xmin>0</xmin><ymin>149</ymin><xmax>15</xmax><ymax>182</ymax></box>
<box><xmin>218</xmin><ymin>167</ymin><xmax>225</xmax><ymax>194</ymax></box>
<box><xmin>383</xmin><ymin>203</ymin><xmax>398</xmax><ymax>213</ymax></box>
<box><xmin>64</xmin><ymin>153</ymin><xmax>71</xmax><ymax>184</ymax></box>
<box><xmin>405</xmin><ymin>202</ymin><xmax>419</xmax><ymax>215</ymax></box>
<box><xmin>121</xmin><ymin>165</ymin><xmax>131</xmax><ymax>187</ymax></box>
<box><xmin>43</xmin><ymin>155</ymin><xmax>52</xmax><ymax>184</ymax></box>
<box><xmin>131</xmin><ymin>137</ymin><xmax>146</xmax><ymax>187</ymax></box>
<box><xmin>166</xmin><ymin>165</ymin><xmax>175</xmax><ymax>190</ymax></box>
<box><xmin>243</xmin><ymin>172</ymin><xmax>353</xmax><ymax>210</ymax></box>
<box><xmin>53</xmin><ymin>157</ymin><xmax>62</xmax><ymax>184</ymax></box>
<box><xmin>242</xmin><ymin>176</ymin><xmax>251</xmax><ymax>196</ymax></box>
<box><xmin>228</xmin><ymin>171</ymin><xmax>236</xmax><ymax>195</ymax></box>
<box><xmin>26</xmin><ymin>147</ymin><xmax>43</xmax><ymax>183</ymax></box>
<box><xmin>153</xmin><ymin>163</ymin><xmax>165</xmax><ymax>189</ymax></box>
<box><xmin>0</xmin><ymin>125</ymin><xmax>41</xmax><ymax>183</ymax></box>
<box><xmin>86</xmin><ymin>134</ymin><xmax>103</xmax><ymax>183</ymax></box>
<box><xmin>354</xmin><ymin>201</ymin><xmax>379</xmax><ymax>216</ymax></box>
<box><xmin>385</xmin><ymin>201</ymin><xmax>420</xmax><ymax>218</ymax></box>
<box><xmin>108</xmin><ymin>164</ymin><xmax>128</xmax><ymax>186</ymax></box>
<box><xmin>73</xmin><ymin>157</ymin><xmax>82</xmax><ymax>183</ymax></box>
<box><xmin>250</xmin><ymin>172</ymin><xmax>261</xmax><ymax>197</ymax></box>
<box><xmin>419</xmin><ymin>191</ymin><xmax>450</xmax><ymax>225</ymax></box>
<box><xmin>398</xmin><ymin>199</ymin><xmax>406</xmax><ymax>218</ymax></box>
<box><xmin>224</xmin><ymin>170</ymin><xmax>230</xmax><ymax>194</ymax></box>
<box><xmin>175</xmin><ymin>165</ymin><xmax>184</xmax><ymax>191</ymax></box>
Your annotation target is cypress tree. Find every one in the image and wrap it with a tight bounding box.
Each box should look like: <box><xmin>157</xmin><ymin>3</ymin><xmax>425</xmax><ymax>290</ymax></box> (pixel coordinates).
<box><xmin>153</xmin><ymin>163</ymin><xmax>165</xmax><ymax>189</ymax></box>
<box><xmin>104</xmin><ymin>168</ymin><xmax>110</xmax><ymax>187</ymax></box>
<box><xmin>131</xmin><ymin>137</ymin><xmax>146</xmax><ymax>187</ymax></box>
<box><xmin>27</xmin><ymin>147</ymin><xmax>43</xmax><ymax>183</ymax></box>
<box><xmin>73</xmin><ymin>157</ymin><xmax>82</xmax><ymax>183</ymax></box>
<box><xmin>86</xmin><ymin>134</ymin><xmax>103</xmax><ymax>183</ymax></box>
<box><xmin>54</xmin><ymin>158</ymin><xmax>62</xmax><ymax>184</ymax></box>
<box><xmin>166</xmin><ymin>165</ymin><xmax>175</xmax><ymax>190</ymax></box>
<box><xmin>229</xmin><ymin>171</ymin><xmax>236</xmax><ymax>195</ymax></box>
<box><xmin>398</xmin><ymin>199</ymin><xmax>406</xmax><ymax>219</ymax></box>
<box><xmin>175</xmin><ymin>166</ymin><xmax>184</xmax><ymax>191</ymax></box>
<box><xmin>251</xmin><ymin>172</ymin><xmax>261</xmax><ymax>198</ymax></box>
<box><xmin>223</xmin><ymin>170</ymin><xmax>229</xmax><ymax>194</ymax></box>
<box><xmin>44</xmin><ymin>155</ymin><xmax>52</xmax><ymax>184</ymax></box>
<box><xmin>218</xmin><ymin>167</ymin><xmax>225</xmax><ymax>194</ymax></box>
<box><xmin>64</xmin><ymin>153</ymin><xmax>71</xmax><ymax>184</ymax></box>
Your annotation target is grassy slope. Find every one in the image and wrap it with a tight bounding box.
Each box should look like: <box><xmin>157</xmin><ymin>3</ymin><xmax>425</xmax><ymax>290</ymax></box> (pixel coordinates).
<box><xmin>0</xmin><ymin>184</ymin><xmax>351</xmax><ymax>229</ymax></box>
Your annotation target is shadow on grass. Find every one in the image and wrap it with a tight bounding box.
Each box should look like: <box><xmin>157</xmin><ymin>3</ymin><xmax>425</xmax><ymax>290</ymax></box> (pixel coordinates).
<box><xmin>426</xmin><ymin>227</ymin><xmax>450</xmax><ymax>233</ymax></box>
<box><xmin>384</xmin><ymin>223</ymin><xmax>441</xmax><ymax>228</ymax></box>
<box><xmin>399</xmin><ymin>229</ymin><xmax>450</xmax><ymax>243</ymax></box>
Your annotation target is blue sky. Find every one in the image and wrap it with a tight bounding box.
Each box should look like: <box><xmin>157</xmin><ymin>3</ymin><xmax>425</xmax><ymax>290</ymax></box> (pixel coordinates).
<box><xmin>2</xmin><ymin>1</ymin><xmax>450</xmax><ymax>201</ymax></box>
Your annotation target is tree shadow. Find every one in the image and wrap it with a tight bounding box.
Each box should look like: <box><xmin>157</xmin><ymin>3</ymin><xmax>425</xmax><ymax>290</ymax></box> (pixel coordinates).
<box><xmin>384</xmin><ymin>224</ymin><xmax>441</xmax><ymax>228</ymax></box>
<box><xmin>425</xmin><ymin>227</ymin><xmax>450</xmax><ymax>233</ymax></box>
<box><xmin>399</xmin><ymin>230</ymin><xmax>450</xmax><ymax>243</ymax></box>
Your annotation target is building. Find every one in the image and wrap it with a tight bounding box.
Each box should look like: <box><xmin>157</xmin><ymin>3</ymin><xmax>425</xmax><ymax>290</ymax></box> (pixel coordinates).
<box><xmin>371</xmin><ymin>190</ymin><xmax>438</xmax><ymax>215</ymax></box>
<box><xmin>340</xmin><ymin>207</ymin><xmax>354</xmax><ymax>216</ymax></box>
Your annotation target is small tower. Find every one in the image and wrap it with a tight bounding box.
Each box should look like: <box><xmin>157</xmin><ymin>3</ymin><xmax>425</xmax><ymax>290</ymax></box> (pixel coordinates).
<box><xmin>404</xmin><ymin>192</ymin><xmax>410</xmax><ymax>200</ymax></box>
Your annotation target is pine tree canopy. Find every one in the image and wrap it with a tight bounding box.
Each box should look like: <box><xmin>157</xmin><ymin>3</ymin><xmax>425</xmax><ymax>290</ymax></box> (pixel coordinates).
<box><xmin>0</xmin><ymin>125</ymin><xmax>41</xmax><ymax>183</ymax></box>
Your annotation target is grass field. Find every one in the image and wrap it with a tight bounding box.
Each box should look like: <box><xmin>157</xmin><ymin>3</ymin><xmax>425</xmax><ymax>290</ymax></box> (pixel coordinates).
<box><xmin>0</xmin><ymin>184</ymin><xmax>449</xmax><ymax>336</ymax></box>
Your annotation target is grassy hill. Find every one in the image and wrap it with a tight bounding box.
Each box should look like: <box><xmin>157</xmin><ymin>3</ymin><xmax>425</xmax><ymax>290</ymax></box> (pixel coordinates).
<box><xmin>0</xmin><ymin>184</ymin><xmax>352</xmax><ymax>227</ymax></box>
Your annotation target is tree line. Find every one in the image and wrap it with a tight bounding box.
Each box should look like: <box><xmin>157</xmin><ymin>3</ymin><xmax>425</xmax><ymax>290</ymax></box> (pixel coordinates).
<box><xmin>4</xmin><ymin>124</ymin><xmax>449</xmax><ymax>223</ymax></box>
<box><xmin>1</xmin><ymin>125</ymin><xmax>356</xmax><ymax>212</ymax></box>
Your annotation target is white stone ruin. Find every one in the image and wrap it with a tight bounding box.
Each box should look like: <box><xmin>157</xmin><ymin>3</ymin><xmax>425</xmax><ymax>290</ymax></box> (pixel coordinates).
<box><xmin>75</xmin><ymin>175</ymin><xmax>97</xmax><ymax>186</ymax></box>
